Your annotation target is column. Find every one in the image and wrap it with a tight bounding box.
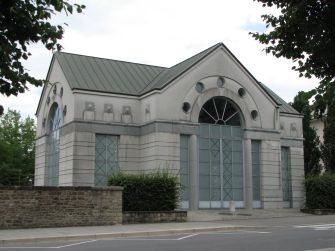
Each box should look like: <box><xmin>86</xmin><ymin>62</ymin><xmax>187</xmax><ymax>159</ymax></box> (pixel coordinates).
<box><xmin>189</xmin><ymin>134</ymin><xmax>199</xmax><ymax>210</ymax></box>
<box><xmin>244</xmin><ymin>139</ymin><xmax>253</xmax><ymax>209</ymax></box>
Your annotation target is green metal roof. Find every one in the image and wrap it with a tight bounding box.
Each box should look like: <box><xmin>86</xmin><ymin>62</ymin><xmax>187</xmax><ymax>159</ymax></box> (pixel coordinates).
<box><xmin>139</xmin><ymin>43</ymin><xmax>220</xmax><ymax>94</ymax></box>
<box><xmin>55</xmin><ymin>52</ymin><xmax>165</xmax><ymax>96</ymax></box>
<box><xmin>258</xmin><ymin>82</ymin><xmax>300</xmax><ymax>115</ymax></box>
<box><xmin>53</xmin><ymin>43</ymin><xmax>299</xmax><ymax>115</ymax></box>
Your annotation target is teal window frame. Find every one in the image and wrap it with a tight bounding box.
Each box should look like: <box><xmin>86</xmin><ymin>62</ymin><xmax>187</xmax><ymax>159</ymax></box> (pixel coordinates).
<box><xmin>252</xmin><ymin>140</ymin><xmax>261</xmax><ymax>203</ymax></box>
<box><xmin>47</xmin><ymin>103</ymin><xmax>61</xmax><ymax>186</ymax></box>
<box><xmin>95</xmin><ymin>134</ymin><xmax>119</xmax><ymax>186</ymax></box>
<box><xmin>281</xmin><ymin>147</ymin><xmax>292</xmax><ymax>204</ymax></box>
<box><xmin>180</xmin><ymin>135</ymin><xmax>190</xmax><ymax>208</ymax></box>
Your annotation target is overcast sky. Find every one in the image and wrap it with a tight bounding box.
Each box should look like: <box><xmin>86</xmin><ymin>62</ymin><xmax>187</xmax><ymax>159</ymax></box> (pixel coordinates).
<box><xmin>1</xmin><ymin>0</ymin><xmax>318</xmax><ymax>119</ymax></box>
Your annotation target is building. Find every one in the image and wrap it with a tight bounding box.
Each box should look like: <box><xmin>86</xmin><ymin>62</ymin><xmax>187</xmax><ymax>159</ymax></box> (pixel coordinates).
<box><xmin>35</xmin><ymin>43</ymin><xmax>305</xmax><ymax>209</ymax></box>
<box><xmin>311</xmin><ymin>117</ymin><xmax>325</xmax><ymax>144</ymax></box>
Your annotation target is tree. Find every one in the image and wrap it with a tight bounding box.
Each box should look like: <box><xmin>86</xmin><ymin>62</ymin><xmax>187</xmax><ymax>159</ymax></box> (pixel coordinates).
<box><xmin>320</xmin><ymin>104</ymin><xmax>335</xmax><ymax>173</ymax></box>
<box><xmin>0</xmin><ymin>0</ymin><xmax>85</xmax><ymax>115</ymax></box>
<box><xmin>290</xmin><ymin>91</ymin><xmax>321</xmax><ymax>175</ymax></box>
<box><xmin>252</xmin><ymin>0</ymin><xmax>335</xmax><ymax>172</ymax></box>
<box><xmin>251</xmin><ymin>1</ymin><xmax>335</xmax><ymax>86</ymax></box>
<box><xmin>0</xmin><ymin>109</ymin><xmax>36</xmax><ymax>185</ymax></box>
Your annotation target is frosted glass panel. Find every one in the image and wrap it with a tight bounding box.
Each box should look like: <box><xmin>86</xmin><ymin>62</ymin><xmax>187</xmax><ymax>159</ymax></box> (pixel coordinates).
<box><xmin>199</xmin><ymin>124</ymin><xmax>244</xmax><ymax>208</ymax></box>
<box><xmin>252</xmin><ymin>141</ymin><xmax>261</xmax><ymax>201</ymax></box>
<box><xmin>180</xmin><ymin>135</ymin><xmax>190</xmax><ymax>204</ymax></box>
<box><xmin>95</xmin><ymin>134</ymin><xmax>119</xmax><ymax>186</ymax></box>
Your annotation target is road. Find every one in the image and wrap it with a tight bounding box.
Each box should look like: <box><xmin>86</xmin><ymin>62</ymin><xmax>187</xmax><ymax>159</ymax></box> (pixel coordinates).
<box><xmin>1</xmin><ymin>215</ymin><xmax>335</xmax><ymax>251</ymax></box>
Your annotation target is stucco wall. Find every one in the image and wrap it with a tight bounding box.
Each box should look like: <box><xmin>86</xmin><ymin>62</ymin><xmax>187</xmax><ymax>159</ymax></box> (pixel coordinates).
<box><xmin>0</xmin><ymin>186</ymin><xmax>122</xmax><ymax>229</ymax></box>
<box><xmin>36</xmin><ymin>58</ymin><xmax>75</xmax><ymax>137</ymax></box>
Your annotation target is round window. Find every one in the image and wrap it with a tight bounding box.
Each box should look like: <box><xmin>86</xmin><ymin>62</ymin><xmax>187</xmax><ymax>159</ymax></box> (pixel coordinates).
<box><xmin>238</xmin><ymin>88</ymin><xmax>246</xmax><ymax>97</ymax></box>
<box><xmin>182</xmin><ymin>102</ymin><xmax>191</xmax><ymax>113</ymax></box>
<box><xmin>251</xmin><ymin>110</ymin><xmax>258</xmax><ymax>120</ymax></box>
<box><xmin>217</xmin><ymin>77</ymin><xmax>225</xmax><ymax>88</ymax></box>
<box><xmin>195</xmin><ymin>82</ymin><xmax>204</xmax><ymax>93</ymax></box>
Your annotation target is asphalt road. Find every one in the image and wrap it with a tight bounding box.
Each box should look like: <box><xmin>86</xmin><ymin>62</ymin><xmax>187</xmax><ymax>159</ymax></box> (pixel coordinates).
<box><xmin>2</xmin><ymin>215</ymin><xmax>335</xmax><ymax>251</ymax></box>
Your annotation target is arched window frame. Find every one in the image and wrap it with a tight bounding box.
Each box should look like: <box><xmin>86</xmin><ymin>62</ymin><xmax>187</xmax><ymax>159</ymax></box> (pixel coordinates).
<box><xmin>47</xmin><ymin>103</ymin><xmax>61</xmax><ymax>186</ymax></box>
<box><xmin>198</xmin><ymin>96</ymin><xmax>242</xmax><ymax>126</ymax></box>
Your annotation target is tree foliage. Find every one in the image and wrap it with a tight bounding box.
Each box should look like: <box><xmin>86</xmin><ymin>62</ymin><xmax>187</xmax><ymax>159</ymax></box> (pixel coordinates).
<box><xmin>251</xmin><ymin>0</ymin><xmax>335</xmax><ymax>85</ymax></box>
<box><xmin>305</xmin><ymin>173</ymin><xmax>335</xmax><ymax>209</ymax></box>
<box><xmin>252</xmin><ymin>0</ymin><xmax>335</xmax><ymax>172</ymax></box>
<box><xmin>0</xmin><ymin>109</ymin><xmax>36</xmax><ymax>185</ymax></box>
<box><xmin>290</xmin><ymin>91</ymin><xmax>321</xmax><ymax>175</ymax></box>
<box><xmin>321</xmin><ymin>104</ymin><xmax>335</xmax><ymax>173</ymax></box>
<box><xmin>0</xmin><ymin>0</ymin><xmax>85</xmax><ymax>115</ymax></box>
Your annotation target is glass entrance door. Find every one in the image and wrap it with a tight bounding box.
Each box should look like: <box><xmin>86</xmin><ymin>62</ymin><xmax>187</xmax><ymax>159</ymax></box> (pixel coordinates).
<box><xmin>198</xmin><ymin>124</ymin><xmax>244</xmax><ymax>208</ymax></box>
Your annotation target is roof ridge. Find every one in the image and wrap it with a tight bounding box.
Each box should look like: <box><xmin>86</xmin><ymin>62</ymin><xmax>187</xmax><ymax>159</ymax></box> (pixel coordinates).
<box><xmin>55</xmin><ymin>51</ymin><xmax>167</xmax><ymax>70</ymax></box>
<box><xmin>162</xmin><ymin>43</ymin><xmax>222</xmax><ymax>71</ymax></box>
<box><xmin>139</xmin><ymin>43</ymin><xmax>223</xmax><ymax>94</ymax></box>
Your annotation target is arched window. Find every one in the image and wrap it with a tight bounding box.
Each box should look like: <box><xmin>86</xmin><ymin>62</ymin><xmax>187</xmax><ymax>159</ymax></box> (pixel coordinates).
<box><xmin>198</xmin><ymin>97</ymin><xmax>241</xmax><ymax>126</ymax></box>
<box><xmin>47</xmin><ymin>103</ymin><xmax>61</xmax><ymax>186</ymax></box>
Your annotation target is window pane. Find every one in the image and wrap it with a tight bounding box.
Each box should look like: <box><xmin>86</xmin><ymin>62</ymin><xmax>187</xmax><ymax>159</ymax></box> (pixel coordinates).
<box><xmin>95</xmin><ymin>134</ymin><xmax>119</xmax><ymax>186</ymax></box>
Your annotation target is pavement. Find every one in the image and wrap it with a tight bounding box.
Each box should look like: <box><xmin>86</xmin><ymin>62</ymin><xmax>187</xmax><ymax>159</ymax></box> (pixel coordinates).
<box><xmin>0</xmin><ymin>208</ymin><xmax>308</xmax><ymax>246</ymax></box>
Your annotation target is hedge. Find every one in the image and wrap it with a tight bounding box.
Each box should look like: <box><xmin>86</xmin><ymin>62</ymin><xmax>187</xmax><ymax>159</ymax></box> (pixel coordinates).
<box><xmin>108</xmin><ymin>172</ymin><xmax>180</xmax><ymax>211</ymax></box>
<box><xmin>305</xmin><ymin>173</ymin><xmax>335</xmax><ymax>209</ymax></box>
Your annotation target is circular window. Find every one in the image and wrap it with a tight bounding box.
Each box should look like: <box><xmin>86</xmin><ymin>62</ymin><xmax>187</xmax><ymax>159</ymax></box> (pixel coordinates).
<box><xmin>182</xmin><ymin>102</ymin><xmax>191</xmax><ymax>113</ymax></box>
<box><xmin>217</xmin><ymin>77</ymin><xmax>225</xmax><ymax>88</ymax></box>
<box><xmin>195</xmin><ymin>82</ymin><xmax>204</xmax><ymax>93</ymax></box>
<box><xmin>251</xmin><ymin>110</ymin><xmax>258</xmax><ymax>120</ymax></box>
<box><xmin>238</xmin><ymin>88</ymin><xmax>246</xmax><ymax>97</ymax></box>
<box><xmin>198</xmin><ymin>97</ymin><xmax>241</xmax><ymax>126</ymax></box>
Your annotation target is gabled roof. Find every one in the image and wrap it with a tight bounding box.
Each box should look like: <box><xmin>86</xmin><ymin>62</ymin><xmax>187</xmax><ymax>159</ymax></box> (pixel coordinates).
<box><xmin>139</xmin><ymin>43</ymin><xmax>220</xmax><ymax>94</ymax></box>
<box><xmin>51</xmin><ymin>43</ymin><xmax>299</xmax><ymax>115</ymax></box>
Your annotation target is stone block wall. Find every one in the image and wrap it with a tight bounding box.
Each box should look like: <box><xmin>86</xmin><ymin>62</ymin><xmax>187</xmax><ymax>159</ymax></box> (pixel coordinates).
<box><xmin>0</xmin><ymin>186</ymin><xmax>122</xmax><ymax>229</ymax></box>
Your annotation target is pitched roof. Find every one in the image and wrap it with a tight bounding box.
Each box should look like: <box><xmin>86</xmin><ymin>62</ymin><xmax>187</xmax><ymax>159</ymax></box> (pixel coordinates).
<box><xmin>139</xmin><ymin>43</ymin><xmax>221</xmax><ymax>94</ymax></box>
<box><xmin>53</xmin><ymin>43</ymin><xmax>299</xmax><ymax>115</ymax></box>
<box><xmin>55</xmin><ymin>52</ymin><xmax>165</xmax><ymax>96</ymax></box>
<box><xmin>258</xmin><ymin>82</ymin><xmax>300</xmax><ymax>115</ymax></box>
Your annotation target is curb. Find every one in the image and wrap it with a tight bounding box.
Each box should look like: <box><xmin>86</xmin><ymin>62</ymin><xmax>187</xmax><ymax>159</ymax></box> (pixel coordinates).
<box><xmin>0</xmin><ymin>225</ymin><xmax>255</xmax><ymax>246</ymax></box>
<box><xmin>301</xmin><ymin>208</ymin><xmax>335</xmax><ymax>215</ymax></box>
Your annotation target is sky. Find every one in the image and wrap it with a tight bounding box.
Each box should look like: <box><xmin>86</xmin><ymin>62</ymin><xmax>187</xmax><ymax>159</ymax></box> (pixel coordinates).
<box><xmin>1</xmin><ymin>0</ymin><xmax>319</xmax><ymax>119</ymax></box>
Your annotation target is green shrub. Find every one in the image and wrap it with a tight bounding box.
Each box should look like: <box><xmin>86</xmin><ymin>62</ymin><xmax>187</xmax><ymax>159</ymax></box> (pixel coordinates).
<box><xmin>305</xmin><ymin>173</ymin><xmax>335</xmax><ymax>209</ymax></box>
<box><xmin>108</xmin><ymin>172</ymin><xmax>180</xmax><ymax>211</ymax></box>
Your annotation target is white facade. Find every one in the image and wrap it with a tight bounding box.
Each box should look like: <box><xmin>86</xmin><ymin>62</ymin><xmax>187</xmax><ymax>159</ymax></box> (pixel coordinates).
<box><xmin>35</xmin><ymin>43</ymin><xmax>305</xmax><ymax>209</ymax></box>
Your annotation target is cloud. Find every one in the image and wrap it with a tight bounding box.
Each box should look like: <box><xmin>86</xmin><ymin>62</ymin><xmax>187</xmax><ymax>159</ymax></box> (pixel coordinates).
<box><xmin>1</xmin><ymin>86</ymin><xmax>42</xmax><ymax>119</ymax></box>
<box><xmin>1</xmin><ymin>0</ymin><xmax>319</xmax><ymax>118</ymax></box>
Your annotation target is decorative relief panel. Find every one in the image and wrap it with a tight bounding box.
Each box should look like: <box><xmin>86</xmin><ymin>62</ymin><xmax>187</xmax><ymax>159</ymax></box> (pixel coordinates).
<box><xmin>121</xmin><ymin>106</ymin><xmax>132</xmax><ymax>123</ymax></box>
<box><xmin>83</xmin><ymin>102</ymin><xmax>95</xmax><ymax>120</ymax></box>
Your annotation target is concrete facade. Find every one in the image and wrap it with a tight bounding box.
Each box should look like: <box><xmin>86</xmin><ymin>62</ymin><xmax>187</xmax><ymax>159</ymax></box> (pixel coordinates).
<box><xmin>35</xmin><ymin>43</ymin><xmax>305</xmax><ymax>209</ymax></box>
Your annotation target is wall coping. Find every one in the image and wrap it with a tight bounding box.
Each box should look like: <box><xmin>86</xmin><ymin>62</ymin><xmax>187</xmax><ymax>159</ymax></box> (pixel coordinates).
<box><xmin>0</xmin><ymin>186</ymin><xmax>123</xmax><ymax>191</ymax></box>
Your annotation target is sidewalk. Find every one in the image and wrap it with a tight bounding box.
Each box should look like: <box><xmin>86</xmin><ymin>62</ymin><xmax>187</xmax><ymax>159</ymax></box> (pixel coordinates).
<box><xmin>0</xmin><ymin>209</ymin><xmax>307</xmax><ymax>245</ymax></box>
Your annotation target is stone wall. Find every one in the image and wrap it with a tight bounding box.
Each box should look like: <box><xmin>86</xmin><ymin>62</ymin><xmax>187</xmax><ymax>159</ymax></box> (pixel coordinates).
<box><xmin>0</xmin><ymin>186</ymin><xmax>122</xmax><ymax>229</ymax></box>
<box><xmin>123</xmin><ymin>211</ymin><xmax>187</xmax><ymax>224</ymax></box>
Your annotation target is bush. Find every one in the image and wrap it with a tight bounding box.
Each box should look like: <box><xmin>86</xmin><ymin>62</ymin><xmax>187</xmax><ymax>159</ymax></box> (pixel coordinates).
<box><xmin>108</xmin><ymin>172</ymin><xmax>180</xmax><ymax>211</ymax></box>
<box><xmin>305</xmin><ymin>173</ymin><xmax>335</xmax><ymax>209</ymax></box>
